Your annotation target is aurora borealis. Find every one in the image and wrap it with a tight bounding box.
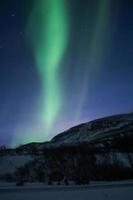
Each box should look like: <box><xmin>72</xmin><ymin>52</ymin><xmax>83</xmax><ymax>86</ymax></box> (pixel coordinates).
<box><xmin>27</xmin><ymin>0</ymin><xmax>69</xmax><ymax>135</ymax></box>
<box><xmin>74</xmin><ymin>0</ymin><xmax>111</xmax><ymax>121</ymax></box>
<box><xmin>0</xmin><ymin>0</ymin><xmax>133</xmax><ymax>147</ymax></box>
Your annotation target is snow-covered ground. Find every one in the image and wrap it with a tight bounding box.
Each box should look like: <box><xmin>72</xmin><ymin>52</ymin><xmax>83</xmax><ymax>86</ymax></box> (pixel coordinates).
<box><xmin>0</xmin><ymin>181</ymin><xmax>133</xmax><ymax>200</ymax></box>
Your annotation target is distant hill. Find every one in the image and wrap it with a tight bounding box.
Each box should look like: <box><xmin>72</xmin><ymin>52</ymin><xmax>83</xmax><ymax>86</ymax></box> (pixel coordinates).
<box><xmin>1</xmin><ymin>112</ymin><xmax>133</xmax><ymax>183</ymax></box>
<box><xmin>51</xmin><ymin>112</ymin><xmax>133</xmax><ymax>148</ymax></box>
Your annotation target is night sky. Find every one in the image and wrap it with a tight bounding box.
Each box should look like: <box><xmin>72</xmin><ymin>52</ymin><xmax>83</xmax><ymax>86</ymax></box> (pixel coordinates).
<box><xmin>0</xmin><ymin>0</ymin><xmax>133</xmax><ymax>147</ymax></box>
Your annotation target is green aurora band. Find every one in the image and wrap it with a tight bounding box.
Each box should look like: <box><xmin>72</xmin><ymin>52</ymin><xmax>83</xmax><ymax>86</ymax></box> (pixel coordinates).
<box><xmin>75</xmin><ymin>0</ymin><xmax>111</xmax><ymax>121</ymax></box>
<box><xmin>12</xmin><ymin>0</ymin><xmax>111</xmax><ymax>146</ymax></box>
<box><xmin>28</xmin><ymin>0</ymin><xmax>69</xmax><ymax>135</ymax></box>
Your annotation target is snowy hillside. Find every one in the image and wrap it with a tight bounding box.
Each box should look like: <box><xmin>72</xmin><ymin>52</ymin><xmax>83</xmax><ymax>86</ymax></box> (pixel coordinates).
<box><xmin>14</xmin><ymin>112</ymin><xmax>133</xmax><ymax>150</ymax></box>
<box><xmin>0</xmin><ymin>112</ymin><xmax>133</xmax><ymax>182</ymax></box>
<box><xmin>51</xmin><ymin>112</ymin><xmax>133</xmax><ymax>146</ymax></box>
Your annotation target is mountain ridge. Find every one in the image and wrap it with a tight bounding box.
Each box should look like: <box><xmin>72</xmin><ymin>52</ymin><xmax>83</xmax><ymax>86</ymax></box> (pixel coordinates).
<box><xmin>15</xmin><ymin>112</ymin><xmax>133</xmax><ymax>150</ymax></box>
<box><xmin>1</xmin><ymin>112</ymin><xmax>133</xmax><ymax>182</ymax></box>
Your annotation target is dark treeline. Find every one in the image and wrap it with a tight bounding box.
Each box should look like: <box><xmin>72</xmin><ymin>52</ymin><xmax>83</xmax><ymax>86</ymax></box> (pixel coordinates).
<box><xmin>1</xmin><ymin>132</ymin><xmax>133</xmax><ymax>183</ymax></box>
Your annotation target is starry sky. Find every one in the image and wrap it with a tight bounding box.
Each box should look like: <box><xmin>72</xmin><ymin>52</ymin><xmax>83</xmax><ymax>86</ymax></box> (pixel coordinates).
<box><xmin>0</xmin><ymin>0</ymin><xmax>133</xmax><ymax>147</ymax></box>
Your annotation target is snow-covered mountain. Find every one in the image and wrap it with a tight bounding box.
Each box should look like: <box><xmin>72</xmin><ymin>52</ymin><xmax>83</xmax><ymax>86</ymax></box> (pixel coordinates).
<box><xmin>50</xmin><ymin>112</ymin><xmax>133</xmax><ymax>147</ymax></box>
<box><xmin>16</xmin><ymin>112</ymin><xmax>133</xmax><ymax>150</ymax></box>
<box><xmin>0</xmin><ymin>112</ymin><xmax>133</xmax><ymax>182</ymax></box>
